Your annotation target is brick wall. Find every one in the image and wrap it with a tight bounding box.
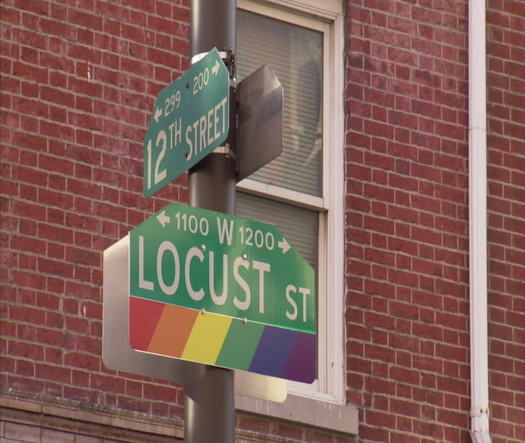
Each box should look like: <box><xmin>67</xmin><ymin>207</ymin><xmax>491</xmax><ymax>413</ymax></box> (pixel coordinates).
<box><xmin>1</xmin><ymin>0</ymin><xmax>523</xmax><ymax>442</ymax></box>
<box><xmin>345</xmin><ymin>0</ymin><xmax>523</xmax><ymax>442</ymax></box>
<box><xmin>1</xmin><ymin>0</ymin><xmax>190</xmax><ymax>431</ymax></box>
<box><xmin>486</xmin><ymin>0</ymin><xmax>525</xmax><ymax>441</ymax></box>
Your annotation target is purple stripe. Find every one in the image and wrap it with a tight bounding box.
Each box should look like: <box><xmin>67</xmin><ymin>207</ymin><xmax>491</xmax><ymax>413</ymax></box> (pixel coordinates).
<box><xmin>283</xmin><ymin>332</ymin><xmax>317</xmax><ymax>383</ymax></box>
<box><xmin>249</xmin><ymin>326</ymin><xmax>297</xmax><ymax>378</ymax></box>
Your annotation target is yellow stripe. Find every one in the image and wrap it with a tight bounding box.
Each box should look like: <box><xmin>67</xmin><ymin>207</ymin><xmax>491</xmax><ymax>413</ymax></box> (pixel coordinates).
<box><xmin>181</xmin><ymin>312</ymin><xmax>232</xmax><ymax>365</ymax></box>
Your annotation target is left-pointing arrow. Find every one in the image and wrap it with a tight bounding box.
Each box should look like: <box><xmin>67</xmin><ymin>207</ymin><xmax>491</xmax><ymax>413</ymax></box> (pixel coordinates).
<box><xmin>154</xmin><ymin>107</ymin><xmax>162</xmax><ymax>122</ymax></box>
<box><xmin>157</xmin><ymin>210</ymin><xmax>170</xmax><ymax>227</ymax></box>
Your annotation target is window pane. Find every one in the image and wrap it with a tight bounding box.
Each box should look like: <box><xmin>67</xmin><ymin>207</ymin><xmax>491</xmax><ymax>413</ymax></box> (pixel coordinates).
<box><xmin>237</xmin><ymin>10</ymin><xmax>323</xmax><ymax>197</ymax></box>
<box><xmin>236</xmin><ymin>191</ymin><xmax>318</xmax><ymax>270</ymax></box>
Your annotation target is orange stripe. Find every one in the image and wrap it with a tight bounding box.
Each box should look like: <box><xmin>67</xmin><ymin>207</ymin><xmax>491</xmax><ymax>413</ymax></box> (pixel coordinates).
<box><xmin>148</xmin><ymin>305</ymin><xmax>199</xmax><ymax>357</ymax></box>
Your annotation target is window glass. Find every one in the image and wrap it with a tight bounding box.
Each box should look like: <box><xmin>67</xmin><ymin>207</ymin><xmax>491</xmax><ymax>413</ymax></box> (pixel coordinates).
<box><xmin>236</xmin><ymin>192</ymin><xmax>318</xmax><ymax>270</ymax></box>
<box><xmin>237</xmin><ymin>10</ymin><xmax>323</xmax><ymax>197</ymax></box>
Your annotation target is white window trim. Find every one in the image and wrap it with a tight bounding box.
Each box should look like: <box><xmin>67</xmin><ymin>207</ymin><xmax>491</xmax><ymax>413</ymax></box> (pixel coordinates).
<box><xmin>235</xmin><ymin>2</ymin><xmax>354</xmax><ymax>433</ymax></box>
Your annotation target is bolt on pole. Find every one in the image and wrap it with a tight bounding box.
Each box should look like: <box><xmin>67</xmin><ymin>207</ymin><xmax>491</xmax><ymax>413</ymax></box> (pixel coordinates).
<box><xmin>185</xmin><ymin>0</ymin><xmax>237</xmax><ymax>442</ymax></box>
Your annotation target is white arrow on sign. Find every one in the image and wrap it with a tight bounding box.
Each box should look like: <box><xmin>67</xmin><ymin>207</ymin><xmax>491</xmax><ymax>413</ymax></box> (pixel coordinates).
<box><xmin>212</xmin><ymin>60</ymin><xmax>220</xmax><ymax>76</ymax></box>
<box><xmin>278</xmin><ymin>237</ymin><xmax>290</xmax><ymax>254</ymax></box>
<box><xmin>154</xmin><ymin>107</ymin><xmax>162</xmax><ymax>122</ymax></box>
<box><xmin>157</xmin><ymin>210</ymin><xmax>170</xmax><ymax>227</ymax></box>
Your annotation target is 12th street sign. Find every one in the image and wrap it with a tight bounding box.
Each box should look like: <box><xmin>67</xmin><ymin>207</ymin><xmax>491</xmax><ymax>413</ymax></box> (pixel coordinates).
<box><xmin>143</xmin><ymin>48</ymin><xmax>229</xmax><ymax>198</ymax></box>
<box><xmin>129</xmin><ymin>202</ymin><xmax>317</xmax><ymax>383</ymax></box>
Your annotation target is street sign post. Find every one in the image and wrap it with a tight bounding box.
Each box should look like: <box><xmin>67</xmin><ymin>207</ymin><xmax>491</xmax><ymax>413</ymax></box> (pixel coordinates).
<box><xmin>143</xmin><ymin>48</ymin><xmax>229</xmax><ymax>198</ymax></box>
<box><xmin>129</xmin><ymin>202</ymin><xmax>317</xmax><ymax>383</ymax></box>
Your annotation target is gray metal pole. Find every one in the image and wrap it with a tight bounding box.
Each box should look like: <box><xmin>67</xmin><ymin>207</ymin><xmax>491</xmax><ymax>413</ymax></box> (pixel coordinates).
<box><xmin>191</xmin><ymin>0</ymin><xmax>236</xmax><ymax>57</ymax></box>
<box><xmin>185</xmin><ymin>0</ymin><xmax>237</xmax><ymax>442</ymax></box>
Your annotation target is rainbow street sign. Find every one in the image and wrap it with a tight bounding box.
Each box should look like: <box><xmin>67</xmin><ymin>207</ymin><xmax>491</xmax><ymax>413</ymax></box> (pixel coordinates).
<box><xmin>129</xmin><ymin>202</ymin><xmax>316</xmax><ymax>383</ymax></box>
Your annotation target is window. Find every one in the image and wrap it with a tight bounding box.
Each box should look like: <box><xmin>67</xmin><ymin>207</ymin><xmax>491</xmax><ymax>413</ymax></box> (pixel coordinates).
<box><xmin>236</xmin><ymin>0</ymin><xmax>345</xmax><ymax>404</ymax></box>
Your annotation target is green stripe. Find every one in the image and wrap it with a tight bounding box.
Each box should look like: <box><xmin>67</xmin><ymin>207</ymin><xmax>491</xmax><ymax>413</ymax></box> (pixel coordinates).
<box><xmin>216</xmin><ymin>319</ymin><xmax>265</xmax><ymax>370</ymax></box>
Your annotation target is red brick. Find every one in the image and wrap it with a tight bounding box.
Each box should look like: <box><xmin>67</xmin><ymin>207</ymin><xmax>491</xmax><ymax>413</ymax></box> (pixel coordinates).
<box><xmin>361</xmin><ymin>424</ymin><xmax>390</xmax><ymax>442</ymax></box>
<box><xmin>64</xmin><ymin>352</ymin><xmax>100</xmax><ymax>371</ymax></box>
<box><xmin>389</xmin><ymin>366</ymin><xmax>420</xmax><ymax>385</ymax></box>
<box><xmin>36</xmin><ymin>363</ymin><xmax>70</xmax><ymax>383</ymax></box>
<box><xmin>238</xmin><ymin>415</ymin><xmax>271</xmax><ymax>435</ymax></box>
<box><xmin>66</xmin><ymin>8</ymin><xmax>102</xmax><ymax>31</ymax></box>
<box><xmin>366</xmin><ymin>409</ymin><xmax>396</xmax><ymax>429</ymax></box>
<box><xmin>391</xmin><ymin>398</ymin><xmax>421</xmax><ymax>418</ymax></box>
<box><xmin>8</xmin><ymin>375</ymin><xmax>46</xmax><ymax>394</ymax></box>
<box><xmin>38</xmin><ymin>188</ymin><xmax>74</xmax><ymax>209</ymax></box>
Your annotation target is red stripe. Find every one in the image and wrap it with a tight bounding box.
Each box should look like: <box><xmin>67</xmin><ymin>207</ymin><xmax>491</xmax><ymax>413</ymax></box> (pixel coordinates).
<box><xmin>129</xmin><ymin>297</ymin><xmax>166</xmax><ymax>351</ymax></box>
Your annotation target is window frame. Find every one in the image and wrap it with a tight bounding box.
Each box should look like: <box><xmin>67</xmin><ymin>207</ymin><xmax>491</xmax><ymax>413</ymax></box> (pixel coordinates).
<box><xmin>236</xmin><ymin>0</ymin><xmax>346</xmax><ymax>406</ymax></box>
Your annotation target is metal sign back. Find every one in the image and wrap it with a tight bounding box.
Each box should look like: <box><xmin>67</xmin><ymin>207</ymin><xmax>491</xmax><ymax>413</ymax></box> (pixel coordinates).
<box><xmin>236</xmin><ymin>65</ymin><xmax>283</xmax><ymax>181</ymax></box>
<box><xmin>102</xmin><ymin>236</ymin><xmax>288</xmax><ymax>402</ymax></box>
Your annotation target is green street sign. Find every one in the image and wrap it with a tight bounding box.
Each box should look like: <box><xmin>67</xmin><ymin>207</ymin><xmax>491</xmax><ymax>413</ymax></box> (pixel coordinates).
<box><xmin>130</xmin><ymin>203</ymin><xmax>316</xmax><ymax>333</ymax></box>
<box><xmin>129</xmin><ymin>203</ymin><xmax>317</xmax><ymax>382</ymax></box>
<box><xmin>143</xmin><ymin>48</ymin><xmax>230</xmax><ymax>198</ymax></box>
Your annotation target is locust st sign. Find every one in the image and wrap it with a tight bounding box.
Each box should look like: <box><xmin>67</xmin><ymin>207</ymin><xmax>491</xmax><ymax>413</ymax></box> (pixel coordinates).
<box><xmin>143</xmin><ymin>48</ymin><xmax>229</xmax><ymax>198</ymax></box>
<box><xmin>129</xmin><ymin>203</ymin><xmax>317</xmax><ymax>383</ymax></box>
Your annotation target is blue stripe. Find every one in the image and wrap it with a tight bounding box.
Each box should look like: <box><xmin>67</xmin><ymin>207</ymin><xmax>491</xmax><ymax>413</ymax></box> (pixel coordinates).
<box><xmin>249</xmin><ymin>326</ymin><xmax>298</xmax><ymax>378</ymax></box>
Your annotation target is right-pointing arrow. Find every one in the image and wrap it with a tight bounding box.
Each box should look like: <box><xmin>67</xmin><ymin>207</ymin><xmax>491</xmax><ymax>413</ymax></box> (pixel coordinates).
<box><xmin>211</xmin><ymin>60</ymin><xmax>220</xmax><ymax>76</ymax></box>
<box><xmin>278</xmin><ymin>237</ymin><xmax>290</xmax><ymax>254</ymax></box>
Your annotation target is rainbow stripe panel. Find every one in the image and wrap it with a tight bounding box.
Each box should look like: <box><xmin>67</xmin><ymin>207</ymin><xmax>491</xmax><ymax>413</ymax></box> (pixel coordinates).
<box><xmin>130</xmin><ymin>296</ymin><xmax>316</xmax><ymax>383</ymax></box>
